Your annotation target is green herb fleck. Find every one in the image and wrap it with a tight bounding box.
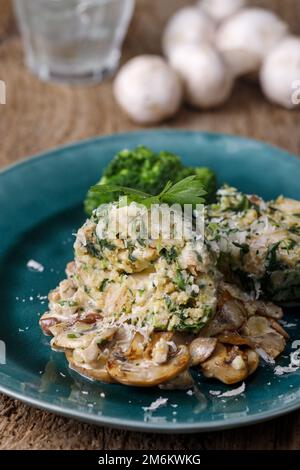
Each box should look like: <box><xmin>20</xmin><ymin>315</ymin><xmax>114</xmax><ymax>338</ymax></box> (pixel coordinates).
<box><xmin>161</xmin><ymin>246</ymin><xmax>178</xmax><ymax>264</ymax></box>
<box><xmin>175</xmin><ymin>269</ymin><xmax>186</xmax><ymax>291</ymax></box>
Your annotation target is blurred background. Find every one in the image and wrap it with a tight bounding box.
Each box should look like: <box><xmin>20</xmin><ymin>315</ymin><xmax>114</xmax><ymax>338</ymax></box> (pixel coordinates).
<box><xmin>0</xmin><ymin>0</ymin><xmax>299</xmax><ymax>170</ymax></box>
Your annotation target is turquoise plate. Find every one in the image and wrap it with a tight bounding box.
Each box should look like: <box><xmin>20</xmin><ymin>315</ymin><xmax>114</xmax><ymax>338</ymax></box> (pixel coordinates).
<box><xmin>1</xmin><ymin>130</ymin><xmax>300</xmax><ymax>433</ymax></box>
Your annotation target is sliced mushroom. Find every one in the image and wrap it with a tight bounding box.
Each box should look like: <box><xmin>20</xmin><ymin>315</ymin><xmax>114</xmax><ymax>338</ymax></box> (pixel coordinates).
<box><xmin>189</xmin><ymin>337</ymin><xmax>217</xmax><ymax>366</ymax></box>
<box><xmin>146</xmin><ymin>332</ymin><xmax>174</xmax><ymax>363</ymax></box>
<box><xmin>41</xmin><ymin>311</ymin><xmax>102</xmax><ymax>337</ymax></box>
<box><xmin>49</xmin><ymin>321</ymin><xmax>71</xmax><ymax>338</ymax></box>
<box><xmin>40</xmin><ymin>316</ymin><xmax>60</xmax><ymax>336</ymax></box>
<box><xmin>217</xmin><ymin>282</ymin><xmax>283</xmax><ymax>320</ymax></box>
<box><xmin>117</xmin><ymin>330</ymin><xmax>147</xmax><ymax>359</ymax></box>
<box><xmin>106</xmin><ymin>332</ymin><xmax>190</xmax><ymax>387</ymax></box>
<box><xmin>159</xmin><ymin>370</ymin><xmax>194</xmax><ymax>390</ymax></box>
<box><xmin>52</xmin><ymin>329</ymin><xmax>96</xmax><ymax>350</ymax></box>
<box><xmin>245</xmin><ymin>348</ymin><xmax>260</xmax><ymax>375</ymax></box>
<box><xmin>217</xmin><ymin>332</ymin><xmax>254</xmax><ymax>347</ymax></box>
<box><xmin>200</xmin><ymin>343</ymin><xmax>258</xmax><ymax>385</ymax></box>
<box><xmin>78</xmin><ymin>312</ymin><xmax>102</xmax><ymax>324</ymax></box>
<box><xmin>250</xmin><ymin>334</ymin><xmax>286</xmax><ymax>359</ymax></box>
<box><xmin>111</xmin><ymin>325</ymin><xmax>137</xmax><ymax>354</ymax></box>
<box><xmin>52</xmin><ymin>324</ymin><xmax>116</xmax><ymax>351</ymax></box>
<box><xmin>203</xmin><ymin>299</ymin><xmax>247</xmax><ymax>336</ymax></box>
<box><xmin>250</xmin><ymin>301</ymin><xmax>283</xmax><ymax>320</ymax></box>
<box><xmin>65</xmin><ymin>350</ymin><xmax>115</xmax><ymax>383</ymax></box>
<box><xmin>269</xmin><ymin>319</ymin><xmax>289</xmax><ymax>338</ymax></box>
<box><xmin>241</xmin><ymin>316</ymin><xmax>286</xmax><ymax>359</ymax></box>
<box><xmin>242</xmin><ymin>316</ymin><xmax>272</xmax><ymax>336</ymax></box>
<box><xmin>219</xmin><ymin>282</ymin><xmax>249</xmax><ymax>303</ymax></box>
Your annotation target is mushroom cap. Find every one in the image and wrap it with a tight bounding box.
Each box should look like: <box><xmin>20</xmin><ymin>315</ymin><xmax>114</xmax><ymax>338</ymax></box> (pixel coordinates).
<box><xmin>260</xmin><ymin>36</ymin><xmax>300</xmax><ymax>109</ymax></box>
<box><xmin>113</xmin><ymin>55</ymin><xmax>182</xmax><ymax>125</ymax></box>
<box><xmin>162</xmin><ymin>6</ymin><xmax>216</xmax><ymax>58</ymax></box>
<box><xmin>216</xmin><ymin>8</ymin><xmax>289</xmax><ymax>76</ymax></box>
<box><xmin>107</xmin><ymin>332</ymin><xmax>190</xmax><ymax>387</ymax></box>
<box><xmin>189</xmin><ymin>337</ymin><xmax>217</xmax><ymax>366</ymax></box>
<box><xmin>198</xmin><ymin>0</ymin><xmax>246</xmax><ymax>23</ymax></box>
<box><xmin>200</xmin><ymin>343</ymin><xmax>259</xmax><ymax>384</ymax></box>
<box><xmin>169</xmin><ymin>44</ymin><xmax>234</xmax><ymax>108</ymax></box>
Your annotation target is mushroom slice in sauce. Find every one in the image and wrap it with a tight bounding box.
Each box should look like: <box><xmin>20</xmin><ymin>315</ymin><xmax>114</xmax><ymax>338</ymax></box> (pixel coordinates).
<box><xmin>189</xmin><ymin>337</ymin><xmax>217</xmax><ymax>366</ymax></box>
<box><xmin>40</xmin><ymin>311</ymin><xmax>102</xmax><ymax>337</ymax></box>
<box><xmin>245</xmin><ymin>348</ymin><xmax>260</xmax><ymax>375</ymax></box>
<box><xmin>52</xmin><ymin>323</ymin><xmax>116</xmax><ymax>351</ymax></box>
<box><xmin>250</xmin><ymin>301</ymin><xmax>283</xmax><ymax>320</ymax></box>
<box><xmin>106</xmin><ymin>332</ymin><xmax>190</xmax><ymax>387</ymax></box>
<box><xmin>216</xmin><ymin>332</ymin><xmax>254</xmax><ymax>347</ymax></box>
<box><xmin>200</xmin><ymin>343</ymin><xmax>259</xmax><ymax>385</ymax></box>
<box><xmin>269</xmin><ymin>319</ymin><xmax>289</xmax><ymax>338</ymax></box>
<box><xmin>241</xmin><ymin>316</ymin><xmax>287</xmax><ymax>359</ymax></box>
<box><xmin>203</xmin><ymin>298</ymin><xmax>247</xmax><ymax>336</ymax></box>
<box><xmin>40</xmin><ymin>316</ymin><xmax>62</xmax><ymax>336</ymax></box>
<box><xmin>65</xmin><ymin>350</ymin><xmax>115</xmax><ymax>383</ymax></box>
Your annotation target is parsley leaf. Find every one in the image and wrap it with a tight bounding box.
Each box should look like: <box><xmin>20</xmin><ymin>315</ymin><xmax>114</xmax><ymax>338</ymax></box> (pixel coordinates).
<box><xmin>90</xmin><ymin>175</ymin><xmax>206</xmax><ymax>208</ymax></box>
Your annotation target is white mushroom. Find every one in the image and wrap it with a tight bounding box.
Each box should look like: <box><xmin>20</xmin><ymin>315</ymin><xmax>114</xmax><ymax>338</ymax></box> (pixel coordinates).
<box><xmin>198</xmin><ymin>0</ymin><xmax>246</xmax><ymax>23</ymax></box>
<box><xmin>107</xmin><ymin>332</ymin><xmax>190</xmax><ymax>387</ymax></box>
<box><xmin>260</xmin><ymin>36</ymin><xmax>300</xmax><ymax>109</ymax></box>
<box><xmin>107</xmin><ymin>344</ymin><xmax>190</xmax><ymax>387</ymax></box>
<box><xmin>162</xmin><ymin>6</ymin><xmax>216</xmax><ymax>58</ymax></box>
<box><xmin>189</xmin><ymin>337</ymin><xmax>217</xmax><ymax>366</ymax></box>
<box><xmin>169</xmin><ymin>44</ymin><xmax>234</xmax><ymax>109</ymax></box>
<box><xmin>216</xmin><ymin>8</ymin><xmax>289</xmax><ymax>77</ymax></box>
<box><xmin>200</xmin><ymin>343</ymin><xmax>259</xmax><ymax>384</ymax></box>
<box><xmin>113</xmin><ymin>55</ymin><xmax>182</xmax><ymax>125</ymax></box>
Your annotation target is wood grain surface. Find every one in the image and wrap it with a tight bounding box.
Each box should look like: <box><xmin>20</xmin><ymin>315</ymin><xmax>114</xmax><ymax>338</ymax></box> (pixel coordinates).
<box><xmin>0</xmin><ymin>0</ymin><xmax>300</xmax><ymax>450</ymax></box>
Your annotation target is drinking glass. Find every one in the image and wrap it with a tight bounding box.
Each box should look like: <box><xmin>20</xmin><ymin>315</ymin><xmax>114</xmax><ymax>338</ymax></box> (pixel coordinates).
<box><xmin>14</xmin><ymin>0</ymin><xmax>135</xmax><ymax>84</ymax></box>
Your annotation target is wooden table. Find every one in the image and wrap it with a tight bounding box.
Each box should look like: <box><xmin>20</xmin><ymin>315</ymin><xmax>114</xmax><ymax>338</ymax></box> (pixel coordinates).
<box><xmin>0</xmin><ymin>0</ymin><xmax>300</xmax><ymax>450</ymax></box>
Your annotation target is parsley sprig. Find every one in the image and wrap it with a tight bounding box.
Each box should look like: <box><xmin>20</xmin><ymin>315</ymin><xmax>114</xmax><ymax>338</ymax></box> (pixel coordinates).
<box><xmin>90</xmin><ymin>175</ymin><xmax>206</xmax><ymax>208</ymax></box>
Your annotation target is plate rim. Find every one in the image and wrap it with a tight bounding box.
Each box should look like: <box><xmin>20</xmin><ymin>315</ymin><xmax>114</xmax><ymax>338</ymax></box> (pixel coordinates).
<box><xmin>1</xmin><ymin>128</ymin><xmax>298</xmax><ymax>178</ymax></box>
<box><xmin>1</xmin><ymin>128</ymin><xmax>299</xmax><ymax>433</ymax></box>
<box><xmin>0</xmin><ymin>382</ymin><xmax>299</xmax><ymax>433</ymax></box>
